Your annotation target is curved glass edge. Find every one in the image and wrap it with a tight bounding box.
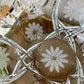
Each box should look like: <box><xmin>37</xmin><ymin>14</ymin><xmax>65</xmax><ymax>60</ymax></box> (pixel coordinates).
<box><xmin>52</xmin><ymin>0</ymin><xmax>84</xmax><ymax>53</ymax></box>
<box><xmin>0</xmin><ymin>36</ymin><xmax>27</xmax><ymax>84</ymax></box>
<box><xmin>19</xmin><ymin>33</ymin><xmax>83</xmax><ymax>84</ymax></box>
<box><xmin>0</xmin><ymin>32</ymin><xmax>83</xmax><ymax>84</ymax></box>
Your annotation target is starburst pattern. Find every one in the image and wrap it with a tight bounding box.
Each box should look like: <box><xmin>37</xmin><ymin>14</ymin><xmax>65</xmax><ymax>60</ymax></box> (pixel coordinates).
<box><xmin>1</xmin><ymin>0</ymin><xmax>84</xmax><ymax>83</ymax></box>
<box><xmin>0</xmin><ymin>47</ymin><xmax>9</xmax><ymax>69</ymax></box>
<box><xmin>41</xmin><ymin>46</ymin><xmax>68</xmax><ymax>72</ymax></box>
<box><xmin>63</xmin><ymin>0</ymin><xmax>84</xmax><ymax>21</ymax></box>
<box><xmin>25</xmin><ymin>22</ymin><xmax>43</xmax><ymax>41</ymax></box>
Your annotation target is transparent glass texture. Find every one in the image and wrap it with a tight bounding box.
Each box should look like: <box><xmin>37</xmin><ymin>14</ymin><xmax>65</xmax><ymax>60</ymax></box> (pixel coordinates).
<box><xmin>0</xmin><ymin>0</ymin><xmax>84</xmax><ymax>84</ymax></box>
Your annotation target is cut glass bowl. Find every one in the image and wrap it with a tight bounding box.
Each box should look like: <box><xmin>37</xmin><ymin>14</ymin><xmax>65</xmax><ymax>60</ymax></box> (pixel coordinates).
<box><xmin>0</xmin><ymin>0</ymin><xmax>84</xmax><ymax>84</ymax></box>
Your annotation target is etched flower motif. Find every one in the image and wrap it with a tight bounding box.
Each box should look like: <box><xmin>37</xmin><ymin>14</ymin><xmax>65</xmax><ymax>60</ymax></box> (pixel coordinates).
<box><xmin>79</xmin><ymin>12</ymin><xmax>84</xmax><ymax>26</ymax></box>
<box><xmin>76</xmin><ymin>33</ymin><xmax>84</xmax><ymax>44</ymax></box>
<box><xmin>0</xmin><ymin>47</ymin><xmax>9</xmax><ymax>69</ymax></box>
<box><xmin>25</xmin><ymin>22</ymin><xmax>43</xmax><ymax>40</ymax></box>
<box><xmin>80</xmin><ymin>42</ymin><xmax>84</xmax><ymax>56</ymax></box>
<box><xmin>41</xmin><ymin>46</ymin><xmax>68</xmax><ymax>72</ymax></box>
<box><xmin>76</xmin><ymin>33</ymin><xmax>84</xmax><ymax>56</ymax></box>
<box><xmin>63</xmin><ymin>0</ymin><xmax>84</xmax><ymax>21</ymax></box>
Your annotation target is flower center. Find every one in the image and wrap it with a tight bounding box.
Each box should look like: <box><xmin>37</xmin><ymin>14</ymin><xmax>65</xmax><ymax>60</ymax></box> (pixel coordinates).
<box><xmin>33</xmin><ymin>30</ymin><xmax>37</xmax><ymax>35</ymax></box>
<box><xmin>52</xmin><ymin>56</ymin><xmax>57</xmax><ymax>60</ymax></box>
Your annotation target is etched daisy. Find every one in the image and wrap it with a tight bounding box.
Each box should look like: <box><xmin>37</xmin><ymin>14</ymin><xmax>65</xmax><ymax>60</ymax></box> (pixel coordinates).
<box><xmin>25</xmin><ymin>22</ymin><xmax>43</xmax><ymax>40</ymax></box>
<box><xmin>76</xmin><ymin>33</ymin><xmax>84</xmax><ymax>44</ymax></box>
<box><xmin>79</xmin><ymin>11</ymin><xmax>84</xmax><ymax>25</ymax></box>
<box><xmin>41</xmin><ymin>46</ymin><xmax>68</xmax><ymax>72</ymax></box>
<box><xmin>75</xmin><ymin>33</ymin><xmax>84</xmax><ymax>56</ymax></box>
<box><xmin>63</xmin><ymin>0</ymin><xmax>84</xmax><ymax>21</ymax></box>
<box><xmin>0</xmin><ymin>47</ymin><xmax>9</xmax><ymax>70</ymax></box>
<box><xmin>80</xmin><ymin>43</ymin><xmax>84</xmax><ymax>56</ymax></box>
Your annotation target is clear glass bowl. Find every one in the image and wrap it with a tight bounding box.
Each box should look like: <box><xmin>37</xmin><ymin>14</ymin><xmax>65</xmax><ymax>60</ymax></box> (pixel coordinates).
<box><xmin>0</xmin><ymin>0</ymin><xmax>84</xmax><ymax>84</ymax></box>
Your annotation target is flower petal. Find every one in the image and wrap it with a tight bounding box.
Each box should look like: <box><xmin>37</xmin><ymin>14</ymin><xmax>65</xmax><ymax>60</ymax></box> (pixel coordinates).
<box><xmin>69</xmin><ymin>15</ymin><xmax>73</xmax><ymax>21</ymax></box>
<box><xmin>30</xmin><ymin>35</ymin><xmax>34</xmax><ymax>40</ymax></box>
<box><xmin>45</xmin><ymin>60</ymin><xmax>52</xmax><ymax>68</ymax></box>
<box><xmin>36</xmin><ymin>23</ymin><xmax>40</xmax><ymax>28</ymax></box>
<box><xmin>59</xmin><ymin>58</ymin><xmax>69</xmax><ymax>63</ymax></box>
<box><xmin>57</xmin><ymin>49</ymin><xmax>63</xmax><ymax>56</ymax></box>
<box><xmin>0</xmin><ymin>47</ymin><xmax>10</xmax><ymax>69</ymax></box>
<box><xmin>59</xmin><ymin>54</ymin><xmax>68</xmax><ymax>58</ymax></box>
<box><xmin>55</xmin><ymin>62</ymin><xmax>59</xmax><ymax>72</ymax></box>
<box><xmin>41</xmin><ymin>58</ymin><xmax>50</xmax><ymax>62</ymax></box>
<box><xmin>32</xmin><ymin>22</ymin><xmax>36</xmax><ymax>27</ymax></box>
<box><xmin>28</xmin><ymin>23</ymin><xmax>32</xmax><ymax>28</ymax></box>
<box><xmin>26</xmin><ymin>28</ymin><xmax>29</xmax><ymax>31</ymax></box>
<box><xmin>55</xmin><ymin>47</ymin><xmax>59</xmax><ymax>56</ymax></box>
<box><xmin>50</xmin><ymin>61</ymin><xmax>55</xmax><ymax>72</ymax></box>
<box><xmin>50</xmin><ymin>46</ymin><xmax>54</xmax><ymax>56</ymax></box>
<box><xmin>64</xmin><ymin>13</ymin><xmax>71</xmax><ymax>18</ymax></box>
<box><xmin>41</xmin><ymin>53</ymin><xmax>51</xmax><ymax>58</ymax></box>
<box><xmin>45</xmin><ymin>49</ymin><xmax>51</xmax><ymax>56</ymax></box>
<box><xmin>57</xmin><ymin>61</ymin><xmax>64</xmax><ymax>68</ymax></box>
<box><xmin>67</xmin><ymin>1</ymin><xmax>71</xmax><ymax>6</ymax></box>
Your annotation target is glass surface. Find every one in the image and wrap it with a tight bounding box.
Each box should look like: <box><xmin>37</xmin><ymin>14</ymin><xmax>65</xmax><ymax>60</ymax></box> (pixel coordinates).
<box><xmin>0</xmin><ymin>36</ymin><xmax>27</xmax><ymax>84</ymax></box>
<box><xmin>51</xmin><ymin>0</ymin><xmax>84</xmax><ymax>84</ymax></box>
<box><xmin>0</xmin><ymin>0</ymin><xmax>84</xmax><ymax>84</ymax></box>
